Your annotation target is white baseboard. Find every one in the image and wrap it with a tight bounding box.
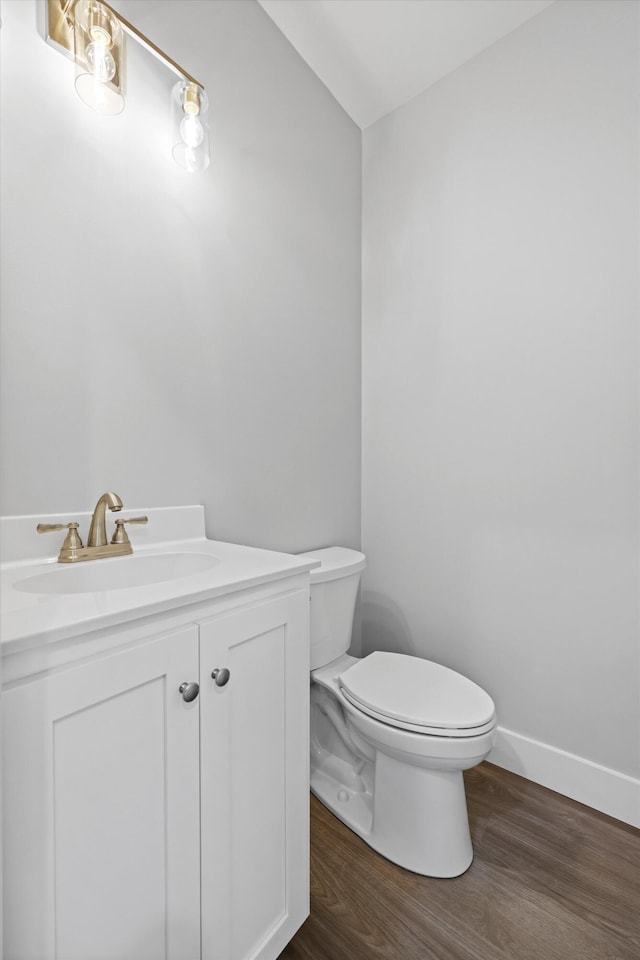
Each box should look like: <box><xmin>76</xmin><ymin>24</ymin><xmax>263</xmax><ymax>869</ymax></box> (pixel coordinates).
<box><xmin>488</xmin><ymin>726</ymin><xmax>640</xmax><ymax>829</ymax></box>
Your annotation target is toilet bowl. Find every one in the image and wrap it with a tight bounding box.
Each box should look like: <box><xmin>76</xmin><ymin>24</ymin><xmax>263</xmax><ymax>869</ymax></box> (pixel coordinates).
<box><xmin>301</xmin><ymin>547</ymin><xmax>497</xmax><ymax>878</ymax></box>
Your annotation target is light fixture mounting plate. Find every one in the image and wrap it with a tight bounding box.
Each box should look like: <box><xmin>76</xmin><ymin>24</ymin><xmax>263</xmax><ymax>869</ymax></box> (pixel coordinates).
<box><xmin>45</xmin><ymin>0</ymin><xmax>77</xmax><ymax>60</ymax></box>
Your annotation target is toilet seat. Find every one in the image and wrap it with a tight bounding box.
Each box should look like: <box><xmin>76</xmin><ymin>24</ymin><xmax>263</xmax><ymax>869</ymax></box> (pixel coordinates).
<box><xmin>338</xmin><ymin>651</ymin><xmax>496</xmax><ymax>738</ymax></box>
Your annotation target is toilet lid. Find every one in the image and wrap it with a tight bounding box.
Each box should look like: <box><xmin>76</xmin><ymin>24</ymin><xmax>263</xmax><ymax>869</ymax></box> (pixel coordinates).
<box><xmin>338</xmin><ymin>651</ymin><xmax>495</xmax><ymax>732</ymax></box>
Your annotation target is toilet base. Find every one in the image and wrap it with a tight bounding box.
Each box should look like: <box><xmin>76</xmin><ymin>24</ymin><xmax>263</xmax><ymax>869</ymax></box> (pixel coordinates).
<box><xmin>311</xmin><ymin>747</ymin><xmax>474</xmax><ymax>878</ymax></box>
<box><xmin>370</xmin><ymin>751</ymin><xmax>473</xmax><ymax>877</ymax></box>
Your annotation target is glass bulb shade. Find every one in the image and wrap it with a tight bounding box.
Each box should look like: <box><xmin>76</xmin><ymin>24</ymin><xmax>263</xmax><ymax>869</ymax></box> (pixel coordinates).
<box><xmin>180</xmin><ymin>114</ymin><xmax>204</xmax><ymax>148</ymax></box>
<box><xmin>74</xmin><ymin>0</ymin><xmax>122</xmax><ymax>49</ymax></box>
<box><xmin>74</xmin><ymin>72</ymin><xmax>124</xmax><ymax>115</ymax></box>
<box><xmin>85</xmin><ymin>39</ymin><xmax>116</xmax><ymax>83</ymax></box>
<box><xmin>73</xmin><ymin>1</ymin><xmax>124</xmax><ymax>114</ymax></box>
<box><xmin>172</xmin><ymin>140</ymin><xmax>209</xmax><ymax>173</ymax></box>
<box><xmin>171</xmin><ymin>80</ymin><xmax>210</xmax><ymax>173</ymax></box>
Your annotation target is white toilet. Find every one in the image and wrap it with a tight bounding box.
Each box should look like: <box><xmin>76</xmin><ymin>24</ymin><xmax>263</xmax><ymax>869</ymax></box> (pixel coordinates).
<box><xmin>301</xmin><ymin>546</ymin><xmax>497</xmax><ymax>878</ymax></box>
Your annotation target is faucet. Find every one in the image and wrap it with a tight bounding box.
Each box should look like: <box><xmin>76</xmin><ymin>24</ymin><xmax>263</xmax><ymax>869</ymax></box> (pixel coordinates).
<box><xmin>37</xmin><ymin>492</ymin><xmax>148</xmax><ymax>562</ymax></box>
<box><xmin>87</xmin><ymin>492</ymin><xmax>123</xmax><ymax>547</ymax></box>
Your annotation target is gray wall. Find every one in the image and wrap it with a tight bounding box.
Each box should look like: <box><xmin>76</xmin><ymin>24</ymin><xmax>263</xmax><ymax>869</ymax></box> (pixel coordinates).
<box><xmin>362</xmin><ymin>0</ymin><xmax>639</xmax><ymax>782</ymax></box>
<box><xmin>2</xmin><ymin>0</ymin><xmax>638</xmax><ymax>819</ymax></box>
<box><xmin>0</xmin><ymin>0</ymin><xmax>361</xmax><ymax>554</ymax></box>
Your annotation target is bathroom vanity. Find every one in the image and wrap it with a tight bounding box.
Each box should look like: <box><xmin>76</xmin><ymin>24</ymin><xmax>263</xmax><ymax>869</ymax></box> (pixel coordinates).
<box><xmin>1</xmin><ymin>506</ymin><xmax>317</xmax><ymax>960</ymax></box>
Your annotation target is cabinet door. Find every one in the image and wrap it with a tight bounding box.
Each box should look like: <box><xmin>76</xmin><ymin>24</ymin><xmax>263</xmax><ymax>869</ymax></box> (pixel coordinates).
<box><xmin>3</xmin><ymin>626</ymin><xmax>201</xmax><ymax>960</ymax></box>
<box><xmin>199</xmin><ymin>590</ymin><xmax>310</xmax><ymax>960</ymax></box>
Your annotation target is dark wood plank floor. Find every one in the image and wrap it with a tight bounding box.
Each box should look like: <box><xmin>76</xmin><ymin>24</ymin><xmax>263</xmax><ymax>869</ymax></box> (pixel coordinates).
<box><xmin>279</xmin><ymin>763</ymin><xmax>640</xmax><ymax>960</ymax></box>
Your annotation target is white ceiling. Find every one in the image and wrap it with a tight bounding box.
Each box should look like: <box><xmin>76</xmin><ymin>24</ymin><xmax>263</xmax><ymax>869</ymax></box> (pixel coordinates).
<box><xmin>257</xmin><ymin>0</ymin><xmax>557</xmax><ymax>128</ymax></box>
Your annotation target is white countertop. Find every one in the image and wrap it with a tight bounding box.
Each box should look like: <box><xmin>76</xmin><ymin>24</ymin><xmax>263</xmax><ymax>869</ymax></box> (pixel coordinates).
<box><xmin>1</xmin><ymin>506</ymin><xmax>319</xmax><ymax>654</ymax></box>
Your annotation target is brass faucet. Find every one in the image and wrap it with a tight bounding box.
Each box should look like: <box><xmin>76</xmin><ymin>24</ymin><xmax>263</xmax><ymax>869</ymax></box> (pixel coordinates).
<box><xmin>87</xmin><ymin>491</ymin><xmax>123</xmax><ymax>547</ymax></box>
<box><xmin>37</xmin><ymin>492</ymin><xmax>148</xmax><ymax>563</ymax></box>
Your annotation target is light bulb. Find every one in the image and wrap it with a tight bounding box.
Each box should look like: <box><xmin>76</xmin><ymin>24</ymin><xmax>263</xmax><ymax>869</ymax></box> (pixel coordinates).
<box><xmin>180</xmin><ymin>113</ymin><xmax>204</xmax><ymax>148</ymax></box>
<box><xmin>86</xmin><ymin>39</ymin><xmax>116</xmax><ymax>84</ymax></box>
<box><xmin>172</xmin><ymin>80</ymin><xmax>210</xmax><ymax>172</ymax></box>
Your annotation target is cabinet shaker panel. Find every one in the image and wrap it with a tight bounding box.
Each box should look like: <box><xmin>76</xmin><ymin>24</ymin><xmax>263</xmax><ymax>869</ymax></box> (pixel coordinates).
<box><xmin>199</xmin><ymin>589</ymin><xmax>310</xmax><ymax>960</ymax></box>
<box><xmin>3</xmin><ymin>626</ymin><xmax>201</xmax><ymax>960</ymax></box>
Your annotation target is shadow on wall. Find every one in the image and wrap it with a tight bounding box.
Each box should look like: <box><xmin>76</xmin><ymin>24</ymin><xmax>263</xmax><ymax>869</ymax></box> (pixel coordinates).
<box><xmin>360</xmin><ymin>591</ymin><xmax>416</xmax><ymax>659</ymax></box>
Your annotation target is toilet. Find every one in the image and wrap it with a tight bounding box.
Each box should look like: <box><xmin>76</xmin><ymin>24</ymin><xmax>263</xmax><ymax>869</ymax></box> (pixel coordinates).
<box><xmin>301</xmin><ymin>546</ymin><xmax>497</xmax><ymax>878</ymax></box>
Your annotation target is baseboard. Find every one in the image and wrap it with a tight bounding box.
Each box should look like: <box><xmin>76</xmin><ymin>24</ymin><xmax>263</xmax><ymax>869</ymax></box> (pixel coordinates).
<box><xmin>488</xmin><ymin>726</ymin><xmax>640</xmax><ymax>829</ymax></box>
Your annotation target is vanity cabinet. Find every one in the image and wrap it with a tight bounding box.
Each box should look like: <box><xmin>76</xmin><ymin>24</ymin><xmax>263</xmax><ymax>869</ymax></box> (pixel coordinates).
<box><xmin>2</xmin><ymin>583</ymin><xmax>310</xmax><ymax>960</ymax></box>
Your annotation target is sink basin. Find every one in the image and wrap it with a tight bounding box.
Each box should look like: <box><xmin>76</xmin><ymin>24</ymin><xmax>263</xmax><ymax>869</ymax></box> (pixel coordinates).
<box><xmin>15</xmin><ymin>553</ymin><xmax>220</xmax><ymax>595</ymax></box>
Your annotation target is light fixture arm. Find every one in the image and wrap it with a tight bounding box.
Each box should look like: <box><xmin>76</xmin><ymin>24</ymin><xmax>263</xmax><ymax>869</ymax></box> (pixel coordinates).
<box><xmin>97</xmin><ymin>0</ymin><xmax>203</xmax><ymax>89</ymax></box>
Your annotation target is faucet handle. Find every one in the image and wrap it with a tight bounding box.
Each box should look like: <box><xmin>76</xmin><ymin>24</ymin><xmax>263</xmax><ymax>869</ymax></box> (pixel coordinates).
<box><xmin>111</xmin><ymin>516</ymin><xmax>148</xmax><ymax>545</ymax></box>
<box><xmin>37</xmin><ymin>522</ymin><xmax>84</xmax><ymax>553</ymax></box>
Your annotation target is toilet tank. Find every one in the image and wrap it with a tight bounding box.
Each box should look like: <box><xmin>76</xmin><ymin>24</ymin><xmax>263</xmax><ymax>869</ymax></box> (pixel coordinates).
<box><xmin>299</xmin><ymin>547</ymin><xmax>366</xmax><ymax>670</ymax></box>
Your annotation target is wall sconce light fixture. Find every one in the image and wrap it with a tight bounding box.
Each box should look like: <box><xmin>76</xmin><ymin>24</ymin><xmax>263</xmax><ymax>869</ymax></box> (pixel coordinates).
<box><xmin>72</xmin><ymin>0</ymin><xmax>124</xmax><ymax>115</ymax></box>
<box><xmin>44</xmin><ymin>0</ymin><xmax>209</xmax><ymax>171</ymax></box>
<box><xmin>172</xmin><ymin>81</ymin><xmax>210</xmax><ymax>173</ymax></box>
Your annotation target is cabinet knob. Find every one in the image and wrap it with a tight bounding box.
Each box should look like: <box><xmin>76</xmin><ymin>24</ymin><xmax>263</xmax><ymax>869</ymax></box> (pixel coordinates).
<box><xmin>211</xmin><ymin>668</ymin><xmax>230</xmax><ymax>687</ymax></box>
<box><xmin>179</xmin><ymin>681</ymin><xmax>200</xmax><ymax>702</ymax></box>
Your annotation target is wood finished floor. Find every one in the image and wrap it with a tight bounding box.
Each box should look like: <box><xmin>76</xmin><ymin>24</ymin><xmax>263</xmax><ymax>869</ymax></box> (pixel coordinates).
<box><xmin>279</xmin><ymin>763</ymin><xmax>640</xmax><ymax>960</ymax></box>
